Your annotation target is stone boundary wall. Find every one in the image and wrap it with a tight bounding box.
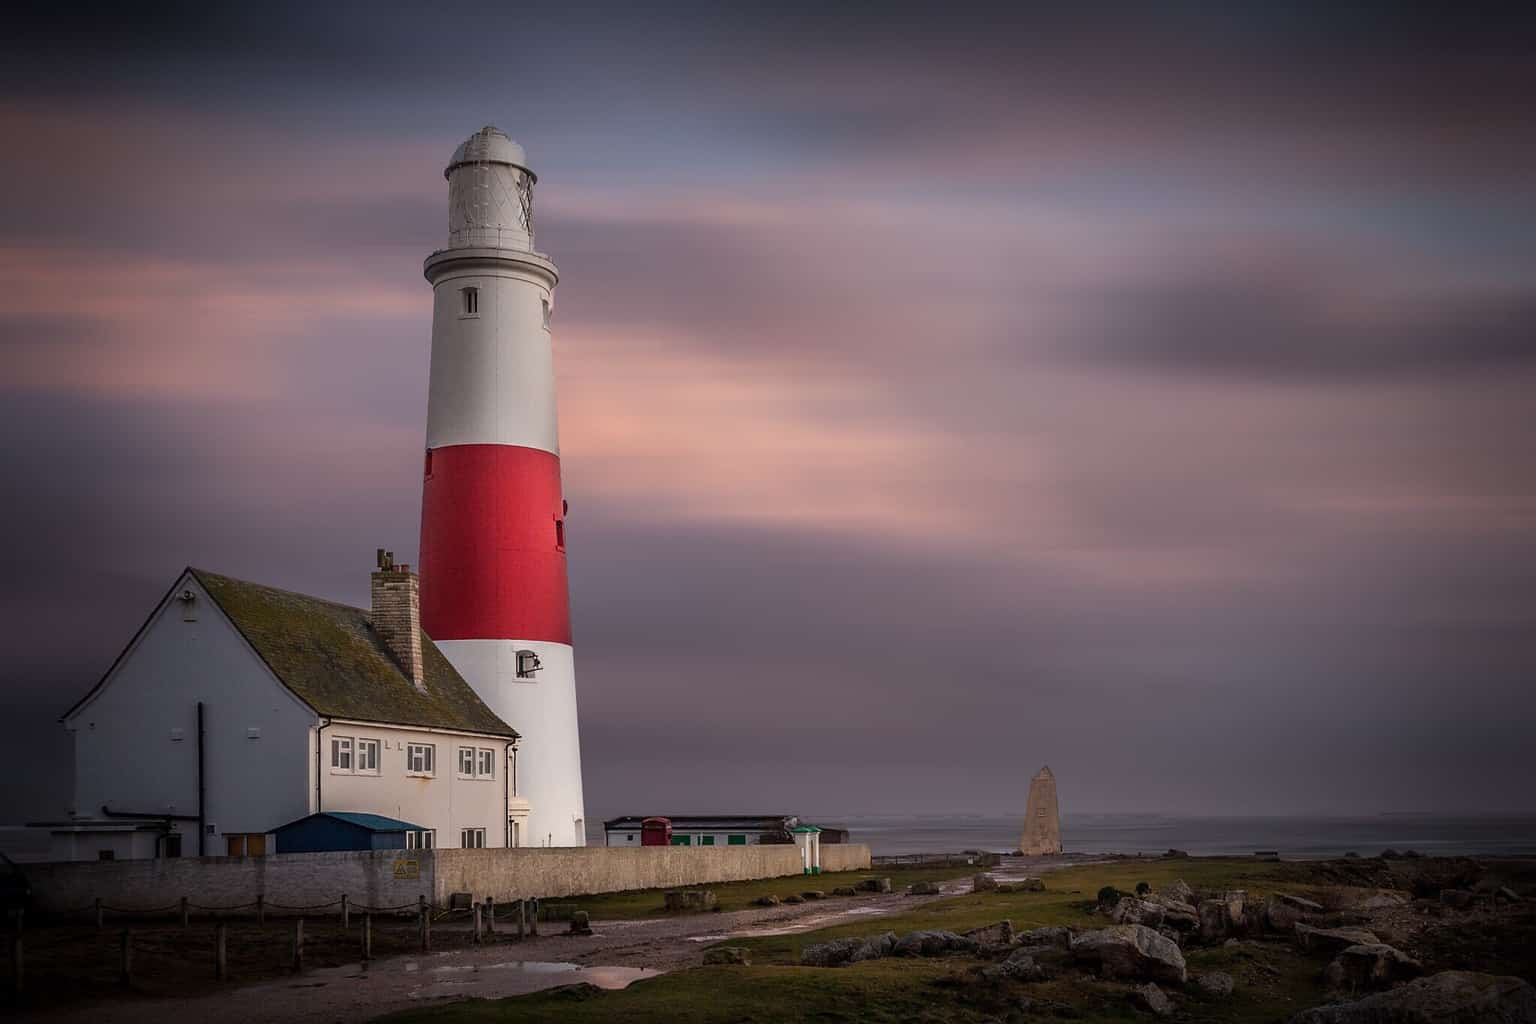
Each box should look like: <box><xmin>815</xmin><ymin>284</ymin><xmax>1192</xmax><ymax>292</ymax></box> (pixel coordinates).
<box><xmin>23</xmin><ymin>844</ymin><xmax>873</xmax><ymax>915</ymax></box>
<box><xmin>24</xmin><ymin>849</ymin><xmax>434</xmax><ymax>915</ymax></box>
<box><xmin>434</xmin><ymin>843</ymin><xmax>872</xmax><ymax>902</ymax></box>
<box><xmin>820</xmin><ymin>844</ymin><xmax>873</xmax><ymax>874</ymax></box>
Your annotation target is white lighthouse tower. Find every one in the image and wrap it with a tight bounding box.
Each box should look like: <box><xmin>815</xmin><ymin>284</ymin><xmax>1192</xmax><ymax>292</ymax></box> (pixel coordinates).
<box><xmin>418</xmin><ymin>126</ymin><xmax>586</xmax><ymax>847</ymax></box>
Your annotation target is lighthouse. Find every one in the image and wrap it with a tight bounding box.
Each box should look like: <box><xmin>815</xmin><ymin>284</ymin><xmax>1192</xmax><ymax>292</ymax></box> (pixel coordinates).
<box><xmin>418</xmin><ymin>126</ymin><xmax>586</xmax><ymax>847</ymax></box>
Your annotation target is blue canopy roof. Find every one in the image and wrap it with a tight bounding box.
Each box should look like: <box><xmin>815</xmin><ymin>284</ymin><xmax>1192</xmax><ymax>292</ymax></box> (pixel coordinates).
<box><xmin>274</xmin><ymin>811</ymin><xmax>425</xmax><ymax>833</ymax></box>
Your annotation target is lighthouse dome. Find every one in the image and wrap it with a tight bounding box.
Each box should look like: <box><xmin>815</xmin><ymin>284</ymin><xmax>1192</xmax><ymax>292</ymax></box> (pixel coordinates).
<box><xmin>445</xmin><ymin>126</ymin><xmax>531</xmax><ymax>180</ymax></box>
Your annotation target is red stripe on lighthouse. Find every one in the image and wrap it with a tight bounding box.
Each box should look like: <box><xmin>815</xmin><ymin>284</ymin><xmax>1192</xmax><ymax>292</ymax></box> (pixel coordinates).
<box><xmin>419</xmin><ymin>444</ymin><xmax>572</xmax><ymax>644</ymax></box>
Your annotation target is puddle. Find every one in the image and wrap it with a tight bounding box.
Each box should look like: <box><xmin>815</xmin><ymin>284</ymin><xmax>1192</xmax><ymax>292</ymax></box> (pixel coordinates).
<box><xmin>404</xmin><ymin>960</ymin><xmax>658</xmax><ymax>998</ymax></box>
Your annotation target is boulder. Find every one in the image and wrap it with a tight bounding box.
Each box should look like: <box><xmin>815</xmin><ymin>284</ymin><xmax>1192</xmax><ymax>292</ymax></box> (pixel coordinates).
<box><xmin>1323</xmin><ymin>943</ymin><xmax>1424</xmax><ymax>993</ymax></box>
<box><xmin>1113</xmin><ymin>897</ymin><xmax>1167</xmax><ymax>929</ymax></box>
<box><xmin>1129</xmin><ymin>982</ymin><xmax>1173</xmax><ymax>1016</ymax></box>
<box><xmin>981</xmin><ymin>947</ymin><xmax>1054</xmax><ymax>982</ymax></box>
<box><xmin>849</xmin><ymin>931</ymin><xmax>898</xmax><ymax>963</ymax></box>
<box><xmin>801</xmin><ymin>891</ymin><xmax>825</xmax><ymax>901</ymax></box>
<box><xmin>1163</xmin><ymin>880</ymin><xmax>1196</xmax><ymax>905</ymax></box>
<box><xmin>962</xmin><ymin>920</ymin><xmax>1015</xmax><ymax>946</ymax></box>
<box><xmin>1153</xmin><ymin>898</ymin><xmax>1200</xmax><ymax>931</ymax></box>
<box><xmin>1440</xmin><ymin>889</ymin><xmax>1476</xmax><ymax>909</ymax></box>
<box><xmin>1295</xmin><ymin>924</ymin><xmax>1381</xmax><ymax>954</ymax></box>
<box><xmin>1070</xmin><ymin>924</ymin><xmax>1187</xmax><ymax>984</ymax></box>
<box><xmin>753</xmin><ymin>895</ymin><xmax>781</xmax><ymax>907</ymax></box>
<box><xmin>783</xmin><ymin>894</ymin><xmax>805</xmax><ymax>905</ymax></box>
<box><xmin>1197</xmin><ymin>971</ymin><xmax>1235</xmax><ymax>997</ymax></box>
<box><xmin>1017</xmin><ymin>925</ymin><xmax>1073</xmax><ymax>949</ymax></box>
<box><xmin>832</xmin><ymin>886</ymin><xmax>858</xmax><ymax>897</ymax></box>
<box><xmin>1267</xmin><ymin>893</ymin><xmax>1326</xmax><ymax>932</ymax></box>
<box><xmin>568</xmin><ymin>910</ymin><xmax>593</xmax><ymax>936</ymax></box>
<box><xmin>892</xmin><ymin>930</ymin><xmax>978</xmax><ymax>957</ymax></box>
<box><xmin>800</xmin><ymin>937</ymin><xmax>865</xmax><ymax>967</ymax></box>
<box><xmin>859</xmin><ymin>877</ymin><xmax>892</xmax><ymax>894</ymax></box>
<box><xmin>973</xmin><ymin>873</ymin><xmax>999</xmax><ymax>892</ymax></box>
<box><xmin>909</xmin><ymin>881</ymin><xmax>943</xmax><ymax>896</ymax></box>
<box><xmin>1288</xmin><ymin>971</ymin><xmax>1536</xmax><ymax>1024</ymax></box>
<box><xmin>1199</xmin><ymin>899</ymin><xmax>1233</xmax><ymax>940</ymax></box>
<box><xmin>703</xmin><ymin>946</ymin><xmax>750</xmax><ymax>966</ymax></box>
<box><xmin>1355</xmin><ymin>891</ymin><xmax>1411</xmax><ymax>912</ymax></box>
<box><xmin>1496</xmin><ymin>886</ymin><xmax>1522</xmax><ymax>904</ymax></box>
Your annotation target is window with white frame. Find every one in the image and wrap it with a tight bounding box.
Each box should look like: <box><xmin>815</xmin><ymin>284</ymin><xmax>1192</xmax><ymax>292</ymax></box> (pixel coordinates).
<box><xmin>462</xmin><ymin>828</ymin><xmax>486</xmax><ymax>849</ymax></box>
<box><xmin>406</xmin><ymin>743</ymin><xmax>435</xmax><ymax>775</ymax></box>
<box><xmin>458</xmin><ymin>746</ymin><xmax>476</xmax><ymax>777</ymax></box>
<box><xmin>406</xmin><ymin>829</ymin><xmax>435</xmax><ymax>850</ymax></box>
<box><xmin>478</xmin><ymin>748</ymin><xmax>495</xmax><ymax>779</ymax></box>
<box><xmin>460</xmin><ymin>286</ymin><xmax>479</xmax><ymax>317</ymax></box>
<box><xmin>457</xmin><ymin>746</ymin><xmax>496</xmax><ymax>780</ymax></box>
<box><xmin>330</xmin><ymin>736</ymin><xmax>353</xmax><ymax>772</ymax></box>
<box><xmin>356</xmin><ymin>738</ymin><xmax>380</xmax><ymax>774</ymax></box>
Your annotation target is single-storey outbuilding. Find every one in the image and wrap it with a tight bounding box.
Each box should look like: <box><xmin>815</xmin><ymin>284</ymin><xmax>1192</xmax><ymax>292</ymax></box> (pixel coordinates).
<box><xmin>273</xmin><ymin>811</ymin><xmax>428</xmax><ymax>853</ymax></box>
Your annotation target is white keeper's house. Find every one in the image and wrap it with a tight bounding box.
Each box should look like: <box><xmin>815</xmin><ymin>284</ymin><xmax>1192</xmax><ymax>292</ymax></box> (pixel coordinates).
<box><xmin>47</xmin><ymin>556</ymin><xmax>531</xmax><ymax>861</ymax></box>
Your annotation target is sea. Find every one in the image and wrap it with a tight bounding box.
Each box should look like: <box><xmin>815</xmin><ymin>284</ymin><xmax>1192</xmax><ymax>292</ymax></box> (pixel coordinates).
<box><xmin>807</xmin><ymin>814</ymin><xmax>1536</xmax><ymax>859</ymax></box>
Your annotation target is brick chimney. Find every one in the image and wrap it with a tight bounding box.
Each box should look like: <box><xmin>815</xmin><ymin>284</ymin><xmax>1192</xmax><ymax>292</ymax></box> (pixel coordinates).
<box><xmin>371</xmin><ymin>549</ymin><xmax>425</xmax><ymax>694</ymax></box>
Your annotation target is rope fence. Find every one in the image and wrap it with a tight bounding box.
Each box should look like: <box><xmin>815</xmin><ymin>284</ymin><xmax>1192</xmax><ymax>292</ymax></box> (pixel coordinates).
<box><xmin>3</xmin><ymin>892</ymin><xmax>550</xmax><ymax>999</ymax></box>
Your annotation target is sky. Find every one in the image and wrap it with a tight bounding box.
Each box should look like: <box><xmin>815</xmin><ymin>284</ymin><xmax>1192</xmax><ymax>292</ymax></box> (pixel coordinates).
<box><xmin>2</xmin><ymin>2</ymin><xmax>1534</xmax><ymax>824</ymax></box>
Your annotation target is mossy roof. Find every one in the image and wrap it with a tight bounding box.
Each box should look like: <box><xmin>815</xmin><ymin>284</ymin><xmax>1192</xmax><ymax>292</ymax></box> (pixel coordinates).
<box><xmin>191</xmin><ymin>569</ymin><xmax>516</xmax><ymax>738</ymax></box>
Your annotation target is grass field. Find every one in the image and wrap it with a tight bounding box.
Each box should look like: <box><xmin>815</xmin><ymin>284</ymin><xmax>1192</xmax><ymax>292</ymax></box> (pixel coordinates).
<box><xmin>386</xmin><ymin>858</ymin><xmax>1340</xmax><ymax>1024</ymax></box>
<box><xmin>555</xmin><ymin>864</ymin><xmax>980</xmax><ymax>919</ymax></box>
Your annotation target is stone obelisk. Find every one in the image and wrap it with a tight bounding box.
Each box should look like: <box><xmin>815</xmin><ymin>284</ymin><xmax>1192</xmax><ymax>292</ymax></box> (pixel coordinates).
<box><xmin>1019</xmin><ymin>765</ymin><xmax>1062</xmax><ymax>855</ymax></box>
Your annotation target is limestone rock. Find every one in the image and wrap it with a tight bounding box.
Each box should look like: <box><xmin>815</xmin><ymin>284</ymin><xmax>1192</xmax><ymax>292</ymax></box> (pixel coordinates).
<box><xmin>832</xmin><ymin>886</ymin><xmax>858</xmax><ymax>897</ymax></box>
<box><xmin>849</xmin><ymin>931</ymin><xmax>898</xmax><ymax>963</ymax></box>
<box><xmin>665</xmin><ymin>889</ymin><xmax>718</xmax><ymax>912</ymax></box>
<box><xmin>1113</xmin><ymin>897</ymin><xmax>1167</xmax><ymax>928</ymax></box>
<box><xmin>1324</xmin><ymin>943</ymin><xmax>1424</xmax><ymax>993</ymax></box>
<box><xmin>1017</xmin><ymin>925</ymin><xmax>1073</xmax><ymax>949</ymax></box>
<box><xmin>568</xmin><ymin>910</ymin><xmax>593</xmax><ymax>936</ymax></box>
<box><xmin>783</xmin><ymin>894</ymin><xmax>805</xmax><ymax>905</ymax></box>
<box><xmin>1129</xmin><ymin>982</ymin><xmax>1174</xmax><ymax>1016</ymax></box>
<box><xmin>981</xmin><ymin>947</ymin><xmax>1055</xmax><ymax>982</ymax></box>
<box><xmin>892</xmin><ymin>930</ymin><xmax>978</xmax><ymax>958</ymax></box>
<box><xmin>1288</xmin><ymin>971</ymin><xmax>1536</xmax><ymax>1024</ymax></box>
<box><xmin>1070</xmin><ymin>924</ymin><xmax>1188</xmax><ymax>984</ymax></box>
<box><xmin>909</xmin><ymin>881</ymin><xmax>942</xmax><ymax>896</ymax></box>
<box><xmin>801</xmin><ymin>890</ymin><xmax>825</xmax><ymax>900</ymax></box>
<box><xmin>753</xmin><ymin>895</ymin><xmax>781</xmax><ymax>907</ymax></box>
<box><xmin>962</xmin><ymin>920</ymin><xmax>1015</xmax><ymax>946</ymax></box>
<box><xmin>1355</xmin><ymin>891</ymin><xmax>1411</xmax><ymax>912</ymax></box>
<box><xmin>1152</xmin><ymin>897</ymin><xmax>1199</xmax><ymax>931</ymax></box>
<box><xmin>1267</xmin><ymin>893</ymin><xmax>1326</xmax><ymax>932</ymax></box>
<box><xmin>859</xmin><ymin>877</ymin><xmax>892</xmax><ymax>894</ymax></box>
<box><xmin>1440</xmin><ymin>889</ymin><xmax>1476</xmax><ymax>909</ymax></box>
<box><xmin>1200</xmin><ymin>899</ymin><xmax>1233</xmax><ymax>940</ymax></box>
<box><xmin>1296</xmin><ymin>924</ymin><xmax>1382</xmax><ymax>954</ymax></box>
<box><xmin>1197</xmin><ymin>971</ymin><xmax>1235</xmax><ymax>997</ymax></box>
<box><xmin>800</xmin><ymin>937</ymin><xmax>865</xmax><ymax>967</ymax></box>
<box><xmin>999</xmin><ymin>877</ymin><xmax>1046</xmax><ymax>893</ymax></box>
<box><xmin>1019</xmin><ymin>764</ymin><xmax>1063</xmax><ymax>855</ymax></box>
<box><xmin>973</xmin><ymin>873</ymin><xmax>999</xmax><ymax>892</ymax></box>
<box><xmin>703</xmin><ymin>946</ymin><xmax>750</xmax><ymax>965</ymax></box>
<box><xmin>1162</xmin><ymin>880</ymin><xmax>1196</xmax><ymax>905</ymax></box>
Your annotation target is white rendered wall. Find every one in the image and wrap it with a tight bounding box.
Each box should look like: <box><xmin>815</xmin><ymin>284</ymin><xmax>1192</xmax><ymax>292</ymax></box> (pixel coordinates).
<box><xmin>320</xmin><ymin>722</ymin><xmax>512</xmax><ymax>848</ymax></box>
<box><xmin>65</xmin><ymin>573</ymin><xmax>315</xmax><ymax>855</ymax></box>
<box><xmin>436</xmin><ymin>639</ymin><xmax>586</xmax><ymax>847</ymax></box>
<box><xmin>425</xmin><ymin>264</ymin><xmax>558</xmax><ymax>454</ymax></box>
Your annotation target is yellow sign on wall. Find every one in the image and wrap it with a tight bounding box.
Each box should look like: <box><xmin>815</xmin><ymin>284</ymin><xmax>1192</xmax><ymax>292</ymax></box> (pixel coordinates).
<box><xmin>393</xmin><ymin>859</ymin><xmax>420</xmax><ymax>880</ymax></box>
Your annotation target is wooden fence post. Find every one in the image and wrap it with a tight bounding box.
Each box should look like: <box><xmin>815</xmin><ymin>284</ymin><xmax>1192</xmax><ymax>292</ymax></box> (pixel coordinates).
<box><xmin>119</xmin><ymin>930</ymin><xmax>133</xmax><ymax>988</ymax></box>
<box><xmin>341</xmin><ymin>894</ymin><xmax>349</xmax><ymax>930</ymax></box>
<box><xmin>215</xmin><ymin>923</ymin><xmax>228</xmax><ymax>981</ymax></box>
<box><xmin>361</xmin><ymin>914</ymin><xmax>372</xmax><ymax>962</ymax></box>
<box><xmin>419</xmin><ymin>902</ymin><xmax>431</xmax><ymax>952</ymax></box>
<box><xmin>473</xmin><ymin>902</ymin><xmax>482</xmax><ymax>944</ymax></box>
<box><xmin>292</xmin><ymin>918</ymin><xmax>305</xmax><ymax>973</ymax></box>
<box><xmin>516</xmin><ymin>899</ymin><xmax>525</xmax><ymax>941</ymax></box>
<box><xmin>529</xmin><ymin>898</ymin><xmax>538</xmax><ymax>937</ymax></box>
<box><xmin>485</xmin><ymin>897</ymin><xmax>495</xmax><ymax>935</ymax></box>
<box><xmin>180</xmin><ymin>896</ymin><xmax>189</xmax><ymax>929</ymax></box>
<box><xmin>256</xmin><ymin>894</ymin><xmax>265</xmax><ymax>926</ymax></box>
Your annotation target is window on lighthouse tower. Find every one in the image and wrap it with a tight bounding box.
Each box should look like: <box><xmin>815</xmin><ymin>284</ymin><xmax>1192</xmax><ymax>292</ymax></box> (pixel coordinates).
<box><xmin>460</xmin><ymin>286</ymin><xmax>479</xmax><ymax>317</ymax></box>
